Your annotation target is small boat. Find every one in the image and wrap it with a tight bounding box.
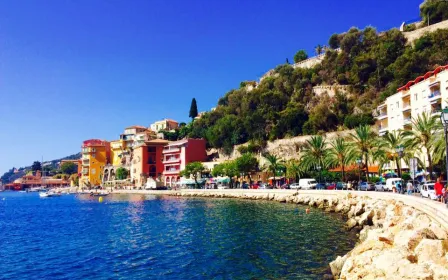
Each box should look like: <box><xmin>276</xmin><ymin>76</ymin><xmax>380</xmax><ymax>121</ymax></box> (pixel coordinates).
<box><xmin>39</xmin><ymin>191</ymin><xmax>61</xmax><ymax>198</ymax></box>
<box><xmin>90</xmin><ymin>192</ymin><xmax>109</xmax><ymax>197</ymax></box>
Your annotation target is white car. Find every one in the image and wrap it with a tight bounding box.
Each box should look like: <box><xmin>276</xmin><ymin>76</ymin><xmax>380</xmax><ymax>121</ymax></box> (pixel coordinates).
<box><xmin>290</xmin><ymin>183</ymin><xmax>301</xmax><ymax>190</ymax></box>
<box><xmin>217</xmin><ymin>185</ymin><xmax>229</xmax><ymax>190</ymax></box>
<box><xmin>374</xmin><ymin>182</ymin><xmax>386</xmax><ymax>191</ymax></box>
<box><xmin>420</xmin><ymin>183</ymin><xmax>437</xmax><ymax>200</ymax></box>
<box><xmin>385</xmin><ymin>178</ymin><xmax>403</xmax><ymax>192</ymax></box>
<box><xmin>298</xmin><ymin>179</ymin><xmax>317</xmax><ymax>190</ymax></box>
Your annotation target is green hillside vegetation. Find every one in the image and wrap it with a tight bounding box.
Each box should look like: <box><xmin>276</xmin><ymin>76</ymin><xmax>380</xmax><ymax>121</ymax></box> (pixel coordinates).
<box><xmin>181</xmin><ymin>25</ymin><xmax>448</xmax><ymax>154</ymax></box>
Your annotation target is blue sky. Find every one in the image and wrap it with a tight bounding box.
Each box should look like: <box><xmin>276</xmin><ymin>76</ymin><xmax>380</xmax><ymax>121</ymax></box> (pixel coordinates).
<box><xmin>0</xmin><ymin>0</ymin><xmax>422</xmax><ymax>174</ymax></box>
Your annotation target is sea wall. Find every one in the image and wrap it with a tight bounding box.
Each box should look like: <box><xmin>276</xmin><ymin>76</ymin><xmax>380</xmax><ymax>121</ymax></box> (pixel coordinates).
<box><xmin>171</xmin><ymin>189</ymin><xmax>448</xmax><ymax>279</ymax></box>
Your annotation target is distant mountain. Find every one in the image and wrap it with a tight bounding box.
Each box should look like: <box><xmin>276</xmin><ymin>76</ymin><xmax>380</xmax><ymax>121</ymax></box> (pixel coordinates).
<box><xmin>0</xmin><ymin>152</ymin><xmax>81</xmax><ymax>184</ymax></box>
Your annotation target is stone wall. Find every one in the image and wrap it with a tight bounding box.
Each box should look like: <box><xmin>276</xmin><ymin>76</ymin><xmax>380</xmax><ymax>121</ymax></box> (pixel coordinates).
<box><xmin>313</xmin><ymin>85</ymin><xmax>349</xmax><ymax>97</ymax></box>
<box><xmin>171</xmin><ymin>189</ymin><xmax>448</xmax><ymax>279</ymax></box>
<box><xmin>404</xmin><ymin>20</ymin><xmax>448</xmax><ymax>43</ymax></box>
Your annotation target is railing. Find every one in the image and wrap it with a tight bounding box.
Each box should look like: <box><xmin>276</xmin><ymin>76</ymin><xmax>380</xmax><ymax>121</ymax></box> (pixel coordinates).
<box><xmin>378</xmin><ymin>126</ymin><xmax>388</xmax><ymax>131</ymax></box>
<box><xmin>163</xmin><ymin>157</ymin><xmax>180</xmax><ymax>164</ymax></box>
<box><xmin>403</xmin><ymin>118</ymin><xmax>412</xmax><ymax>124</ymax></box>
<box><xmin>376</xmin><ymin>113</ymin><xmax>387</xmax><ymax>119</ymax></box>
<box><xmin>164</xmin><ymin>169</ymin><xmax>180</xmax><ymax>174</ymax></box>
<box><xmin>428</xmin><ymin>90</ymin><xmax>441</xmax><ymax>99</ymax></box>
<box><xmin>402</xmin><ymin>104</ymin><xmax>411</xmax><ymax>111</ymax></box>
<box><xmin>163</xmin><ymin>147</ymin><xmax>180</xmax><ymax>153</ymax></box>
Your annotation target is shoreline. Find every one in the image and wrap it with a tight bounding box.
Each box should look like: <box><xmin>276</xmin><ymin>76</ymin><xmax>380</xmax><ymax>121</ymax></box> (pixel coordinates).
<box><xmin>113</xmin><ymin>189</ymin><xmax>448</xmax><ymax>279</ymax></box>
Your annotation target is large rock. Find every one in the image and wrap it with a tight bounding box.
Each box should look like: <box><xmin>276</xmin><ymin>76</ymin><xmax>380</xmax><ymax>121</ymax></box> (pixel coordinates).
<box><xmin>430</xmin><ymin>223</ymin><xmax>448</xmax><ymax>240</ymax></box>
<box><xmin>354</xmin><ymin>202</ymin><xmax>365</xmax><ymax>216</ymax></box>
<box><xmin>358</xmin><ymin>209</ymin><xmax>374</xmax><ymax>226</ymax></box>
<box><xmin>394</xmin><ymin>228</ymin><xmax>436</xmax><ymax>251</ymax></box>
<box><xmin>413</xmin><ymin>214</ymin><xmax>432</xmax><ymax>230</ymax></box>
<box><xmin>329</xmin><ymin>255</ymin><xmax>347</xmax><ymax>276</ymax></box>
<box><xmin>346</xmin><ymin>218</ymin><xmax>357</xmax><ymax>230</ymax></box>
<box><xmin>371</xmin><ymin>247</ymin><xmax>410</xmax><ymax>275</ymax></box>
<box><xmin>397</xmin><ymin>263</ymin><xmax>433</xmax><ymax>279</ymax></box>
<box><xmin>414</xmin><ymin>239</ymin><xmax>448</xmax><ymax>266</ymax></box>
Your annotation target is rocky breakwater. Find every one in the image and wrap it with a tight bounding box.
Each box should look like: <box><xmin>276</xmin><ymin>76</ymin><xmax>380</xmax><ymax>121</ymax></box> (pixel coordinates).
<box><xmin>173</xmin><ymin>190</ymin><xmax>448</xmax><ymax>279</ymax></box>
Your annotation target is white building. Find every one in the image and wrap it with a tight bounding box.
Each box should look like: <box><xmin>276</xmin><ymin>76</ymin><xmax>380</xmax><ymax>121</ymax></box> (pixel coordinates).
<box><xmin>375</xmin><ymin>65</ymin><xmax>448</xmax><ymax>170</ymax></box>
<box><xmin>150</xmin><ymin>119</ymin><xmax>178</xmax><ymax>133</ymax></box>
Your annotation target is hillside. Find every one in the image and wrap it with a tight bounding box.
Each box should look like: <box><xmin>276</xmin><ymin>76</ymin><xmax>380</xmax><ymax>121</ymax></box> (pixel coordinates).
<box><xmin>0</xmin><ymin>152</ymin><xmax>81</xmax><ymax>184</ymax></box>
<box><xmin>181</xmin><ymin>3</ymin><xmax>448</xmax><ymax>155</ymax></box>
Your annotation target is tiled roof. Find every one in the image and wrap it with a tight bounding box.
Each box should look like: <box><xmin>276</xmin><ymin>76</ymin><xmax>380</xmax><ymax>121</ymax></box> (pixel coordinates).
<box><xmin>397</xmin><ymin>65</ymin><xmax>448</xmax><ymax>92</ymax></box>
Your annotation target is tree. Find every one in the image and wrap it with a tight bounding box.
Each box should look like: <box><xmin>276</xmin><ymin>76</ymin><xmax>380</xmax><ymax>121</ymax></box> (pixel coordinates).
<box><xmin>315</xmin><ymin>44</ymin><xmax>324</xmax><ymax>55</ymax></box>
<box><xmin>116</xmin><ymin>167</ymin><xmax>129</xmax><ymax>180</ymax></box>
<box><xmin>403</xmin><ymin>112</ymin><xmax>439</xmax><ymax>180</ymax></box>
<box><xmin>378</xmin><ymin>131</ymin><xmax>406</xmax><ymax>179</ymax></box>
<box><xmin>60</xmin><ymin>162</ymin><xmax>78</xmax><ymax>175</ymax></box>
<box><xmin>263</xmin><ymin>153</ymin><xmax>285</xmax><ymax>186</ymax></box>
<box><xmin>211</xmin><ymin>161</ymin><xmax>239</xmax><ymax>188</ymax></box>
<box><xmin>70</xmin><ymin>174</ymin><xmax>79</xmax><ymax>186</ymax></box>
<box><xmin>301</xmin><ymin>135</ymin><xmax>330</xmax><ymax>181</ymax></box>
<box><xmin>286</xmin><ymin>159</ymin><xmax>304</xmax><ymax>182</ymax></box>
<box><xmin>349</xmin><ymin>125</ymin><xmax>378</xmax><ymax>182</ymax></box>
<box><xmin>328</xmin><ymin>33</ymin><xmax>340</xmax><ymax>49</ymax></box>
<box><xmin>293</xmin><ymin>50</ymin><xmax>308</xmax><ymax>63</ymax></box>
<box><xmin>32</xmin><ymin>161</ymin><xmax>42</xmax><ymax>172</ymax></box>
<box><xmin>189</xmin><ymin>98</ymin><xmax>198</xmax><ymax>120</ymax></box>
<box><xmin>421</xmin><ymin>0</ymin><xmax>448</xmax><ymax>25</ymax></box>
<box><xmin>235</xmin><ymin>153</ymin><xmax>259</xmax><ymax>185</ymax></box>
<box><xmin>328</xmin><ymin>137</ymin><xmax>356</xmax><ymax>182</ymax></box>
<box><xmin>180</xmin><ymin>162</ymin><xmax>205</xmax><ymax>188</ymax></box>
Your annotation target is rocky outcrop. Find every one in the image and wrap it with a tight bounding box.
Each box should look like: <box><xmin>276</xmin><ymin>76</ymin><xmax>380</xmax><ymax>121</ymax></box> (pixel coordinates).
<box><xmin>171</xmin><ymin>190</ymin><xmax>448</xmax><ymax>279</ymax></box>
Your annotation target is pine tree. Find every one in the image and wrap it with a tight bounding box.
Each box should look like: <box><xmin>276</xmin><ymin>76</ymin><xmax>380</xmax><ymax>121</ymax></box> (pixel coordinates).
<box><xmin>189</xmin><ymin>98</ymin><xmax>198</xmax><ymax>120</ymax></box>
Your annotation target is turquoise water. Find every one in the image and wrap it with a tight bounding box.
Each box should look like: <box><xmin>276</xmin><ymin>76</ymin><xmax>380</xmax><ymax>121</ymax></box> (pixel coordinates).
<box><xmin>0</xmin><ymin>192</ymin><xmax>356</xmax><ymax>279</ymax></box>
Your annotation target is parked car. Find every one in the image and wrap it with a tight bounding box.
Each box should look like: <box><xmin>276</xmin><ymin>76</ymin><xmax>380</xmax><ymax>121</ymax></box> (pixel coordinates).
<box><xmin>335</xmin><ymin>182</ymin><xmax>347</xmax><ymax>190</ymax></box>
<box><xmin>374</xmin><ymin>182</ymin><xmax>386</xmax><ymax>191</ymax></box>
<box><xmin>281</xmin><ymin>184</ymin><xmax>290</xmax><ymax>189</ymax></box>
<box><xmin>420</xmin><ymin>183</ymin><xmax>437</xmax><ymax>200</ymax></box>
<box><xmin>316</xmin><ymin>183</ymin><xmax>326</xmax><ymax>190</ymax></box>
<box><xmin>327</xmin><ymin>183</ymin><xmax>336</xmax><ymax>190</ymax></box>
<box><xmin>217</xmin><ymin>185</ymin><xmax>229</xmax><ymax>189</ymax></box>
<box><xmin>298</xmin><ymin>179</ymin><xmax>317</xmax><ymax>190</ymax></box>
<box><xmin>385</xmin><ymin>178</ymin><xmax>403</xmax><ymax>192</ymax></box>
<box><xmin>359</xmin><ymin>182</ymin><xmax>375</xmax><ymax>191</ymax></box>
<box><xmin>290</xmin><ymin>183</ymin><xmax>301</xmax><ymax>190</ymax></box>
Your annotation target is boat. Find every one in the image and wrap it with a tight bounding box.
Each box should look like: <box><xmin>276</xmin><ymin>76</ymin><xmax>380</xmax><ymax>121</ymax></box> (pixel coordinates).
<box><xmin>39</xmin><ymin>190</ymin><xmax>61</xmax><ymax>198</ymax></box>
<box><xmin>90</xmin><ymin>192</ymin><xmax>109</xmax><ymax>197</ymax></box>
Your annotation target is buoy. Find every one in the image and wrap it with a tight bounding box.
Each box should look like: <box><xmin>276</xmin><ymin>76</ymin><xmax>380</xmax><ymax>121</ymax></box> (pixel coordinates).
<box><xmin>99</xmin><ymin>197</ymin><xmax>103</xmax><ymax>202</ymax></box>
<box><xmin>306</xmin><ymin>208</ymin><xmax>310</xmax><ymax>214</ymax></box>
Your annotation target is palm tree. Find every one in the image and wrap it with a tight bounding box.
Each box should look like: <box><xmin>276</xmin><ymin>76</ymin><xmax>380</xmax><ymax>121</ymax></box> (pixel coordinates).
<box><xmin>301</xmin><ymin>135</ymin><xmax>329</xmax><ymax>182</ymax></box>
<box><xmin>263</xmin><ymin>153</ymin><xmax>285</xmax><ymax>187</ymax></box>
<box><xmin>328</xmin><ymin>137</ymin><xmax>356</xmax><ymax>182</ymax></box>
<box><xmin>378</xmin><ymin>130</ymin><xmax>406</xmax><ymax>178</ymax></box>
<box><xmin>403</xmin><ymin>112</ymin><xmax>439</xmax><ymax>180</ymax></box>
<box><xmin>286</xmin><ymin>159</ymin><xmax>304</xmax><ymax>183</ymax></box>
<box><xmin>315</xmin><ymin>44</ymin><xmax>324</xmax><ymax>55</ymax></box>
<box><xmin>350</xmin><ymin>125</ymin><xmax>378</xmax><ymax>182</ymax></box>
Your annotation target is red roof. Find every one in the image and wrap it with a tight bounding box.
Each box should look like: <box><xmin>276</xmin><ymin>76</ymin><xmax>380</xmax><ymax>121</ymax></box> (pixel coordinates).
<box><xmin>397</xmin><ymin>65</ymin><xmax>448</xmax><ymax>92</ymax></box>
<box><xmin>125</xmin><ymin>125</ymin><xmax>147</xmax><ymax>129</ymax></box>
<box><xmin>82</xmin><ymin>139</ymin><xmax>108</xmax><ymax>147</ymax></box>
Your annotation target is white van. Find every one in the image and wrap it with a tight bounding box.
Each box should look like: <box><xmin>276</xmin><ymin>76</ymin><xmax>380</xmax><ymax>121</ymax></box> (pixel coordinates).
<box><xmin>385</xmin><ymin>178</ymin><xmax>403</xmax><ymax>192</ymax></box>
<box><xmin>420</xmin><ymin>183</ymin><xmax>437</xmax><ymax>200</ymax></box>
<box><xmin>298</xmin><ymin>179</ymin><xmax>317</xmax><ymax>190</ymax></box>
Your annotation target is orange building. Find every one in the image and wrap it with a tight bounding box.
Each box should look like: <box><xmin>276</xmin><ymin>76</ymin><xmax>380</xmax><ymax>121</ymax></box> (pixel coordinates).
<box><xmin>80</xmin><ymin>139</ymin><xmax>110</xmax><ymax>187</ymax></box>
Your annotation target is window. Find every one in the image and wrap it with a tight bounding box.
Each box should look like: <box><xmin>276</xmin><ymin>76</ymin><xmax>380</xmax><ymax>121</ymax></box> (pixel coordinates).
<box><xmin>396</xmin><ymin>102</ymin><xmax>399</xmax><ymax>108</ymax></box>
<box><xmin>414</xmin><ymin>93</ymin><xmax>418</xmax><ymax>101</ymax></box>
<box><xmin>92</xmin><ymin>154</ymin><xmax>96</xmax><ymax>158</ymax></box>
<box><xmin>92</xmin><ymin>168</ymin><xmax>96</xmax><ymax>175</ymax></box>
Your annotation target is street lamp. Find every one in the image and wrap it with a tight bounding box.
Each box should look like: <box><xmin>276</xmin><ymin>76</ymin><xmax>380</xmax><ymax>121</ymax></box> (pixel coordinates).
<box><xmin>395</xmin><ymin>145</ymin><xmax>404</xmax><ymax>178</ymax></box>
<box><xmin>440</xmin><ymin>107</ymin><xmax>448</xmax><ymax>182</ymax></box>
<box><xmin>356</xmin><ymin>158</ymin><xmax>362</xmax><ymax>182</ymax></box>
<box><xmin>316</xmin><ymin>165</ymin><xmax>322</xmax><ymax>183</ymax></box>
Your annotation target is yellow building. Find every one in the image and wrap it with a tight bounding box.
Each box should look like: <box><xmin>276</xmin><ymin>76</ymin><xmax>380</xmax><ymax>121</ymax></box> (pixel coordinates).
<box><xmin>110</xmin><ymin>140</ymin><xmax>126</xmax><ymax>166</ymax></box>
<box><xmin>80</xmin><ymin>139</ymin><xmax>110</xmax><ymax>187</ymax></box>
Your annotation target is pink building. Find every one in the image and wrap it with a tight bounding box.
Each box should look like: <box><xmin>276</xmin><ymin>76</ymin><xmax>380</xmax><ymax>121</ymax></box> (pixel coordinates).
<box><xmin>162</xmin><ymin>139</ymin><xmax>207</xmax><ymax>187</ymax></box>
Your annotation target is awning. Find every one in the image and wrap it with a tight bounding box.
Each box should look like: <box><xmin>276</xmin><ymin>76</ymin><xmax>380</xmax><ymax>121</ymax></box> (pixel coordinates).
<box><xmin>178</xmin><ymin>178</ymin><xmax>206</xmax><ymax>185</ymax></box>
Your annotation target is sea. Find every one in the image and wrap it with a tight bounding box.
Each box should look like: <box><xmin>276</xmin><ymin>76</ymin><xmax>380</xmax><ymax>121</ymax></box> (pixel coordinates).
<box><xmin>0</xmin><ymin>192</ymin><xmax>357</xmax><ymax>279</ymax></box>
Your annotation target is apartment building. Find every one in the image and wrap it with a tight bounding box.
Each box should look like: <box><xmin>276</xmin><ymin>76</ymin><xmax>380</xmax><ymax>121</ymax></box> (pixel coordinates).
<box><xmin>375</xmin><ymin>65</ymin><xmax>448</xmax><ymax>170</ymax></box>
<box><xmin>131</xmin><ymin>139</ymin><xmax>168</xmax><ymax>187</ymax></box>
<box><xmin>162</xmin><ymin>139</ymin><xmax>207</xmax><ymax>187</ymax></box>
<box><xmin>376</xmin><ymin>65</ymin><xmax>448</xmax><ymax>136</ymax></box>
<box><xmin>80</xmin><ymin>139</ymin><xmax>110</xmax><ymax>187</ymax></box>
<box><xmin>150</xmin><ymin>119</ymin><xmax>178</xmax><ymax>133</ymax></box>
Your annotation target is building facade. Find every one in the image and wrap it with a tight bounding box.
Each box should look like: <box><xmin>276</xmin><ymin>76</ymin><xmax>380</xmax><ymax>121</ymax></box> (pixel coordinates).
<box><xmin>162</xmin><ymin>139</ymin><xmax>207</xmax><ymax>187</ymax></box>
<box><xmin>150</xmin><ymin>119</ymin><xmax>178</xmax><ymax>132</ymax></box>
<box><xmin>80</xmin><ymin>139</ymin><xmax>110</xmax><ymax>187</ymax></box>
<box><xmin>375</xmin><ymin>65</ymin><xmax>448</xmax><ymax>169</ymax></box>
<box><xmin>131</xmin><ymin>139</ymin><xmax>168</xmax><ymax>187</ymax></box>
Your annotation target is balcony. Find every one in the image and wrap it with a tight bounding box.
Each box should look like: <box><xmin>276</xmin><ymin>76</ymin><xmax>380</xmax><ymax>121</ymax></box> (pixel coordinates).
<box><xmin>376</xmin><ymin>113</ymin><xmax>388</xmax><ymax>120</ymax></box>
<box><xmin>428</xmin><ymin>90</ymin><xmax>441</xmax><ymax>102</ymax></box>
<box><xmin>402</xmin><ymin>103</ymin><xmax>411</xmax><ymax>112</ymax></box>
<box><xmin>163</xmin><ymin>147</ymin><xmax>180</xmax><ymax>154</ymax></box>
<box><xmin>163</xmin><ymin>168</ymin><xmax>180</xmax><ymax>175</ymax></box>
<box><xmin>82</xmin><ymin>147</ymin><xmax>96</xmax><ymax>154</ymax></box>
<box><xmin>401</xmin><ymin>90</ymin><xmax>410</xmax><ymax>97</ymax></box>
<box><xmin>378</xmin><ymin>126</ymin><xmax>388</xmax><ymax>135</ymax></box>
<box><xmin>431</xmin><ymin>108</ymin><xmax>442</xmax><ymax>116</ymax></box>
<box><xmin>82</xmin><ymin>169</ymin><xmax>89</xmax><ymax>175</ymax></box>
<box><xmin>82</xmin><ymin>159</ymin><xmax>90</xmax><ymax>166</ymax></box>
<box><xmin>403</xmin><ymin>118</ymin><xmax>412</xmax><ymax>125</ymax></box>
<box><xmin>163</xmin><ymin>157</ymin><xmax>181</xmax><ymax>164</ymax></box>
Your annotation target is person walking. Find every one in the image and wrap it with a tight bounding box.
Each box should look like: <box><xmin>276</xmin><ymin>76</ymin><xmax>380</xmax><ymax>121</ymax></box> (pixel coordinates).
<box><xmin>406</xmin><ymin>181</ymin><xmax>413</xmax><ymax>195</ymax></box>
<box><xmin>435</xmin><ymin>178</ymin><xmax>444</xmax><ymax>202</ymax></box>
